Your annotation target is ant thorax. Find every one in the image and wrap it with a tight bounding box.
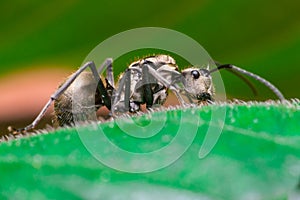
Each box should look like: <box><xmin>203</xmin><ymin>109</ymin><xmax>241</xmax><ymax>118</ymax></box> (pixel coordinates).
<box><xmin>112</xmin><ymin>55</ymin><xmax>181</xmax><ymax>113</ymax></box>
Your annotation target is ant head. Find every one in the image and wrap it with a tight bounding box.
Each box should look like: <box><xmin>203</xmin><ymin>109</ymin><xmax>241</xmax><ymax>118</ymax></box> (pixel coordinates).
<box><xmin>181</xmin><ymin>67</ymin><xmax>214</xmax><ymax>101</ymax></box>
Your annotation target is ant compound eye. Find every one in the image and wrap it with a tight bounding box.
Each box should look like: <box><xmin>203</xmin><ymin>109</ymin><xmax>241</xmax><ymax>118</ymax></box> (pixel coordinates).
<box><xmin>191</xmin><ymin>70</ymin><xmax>200</xmax><ymax>79</ymax></box>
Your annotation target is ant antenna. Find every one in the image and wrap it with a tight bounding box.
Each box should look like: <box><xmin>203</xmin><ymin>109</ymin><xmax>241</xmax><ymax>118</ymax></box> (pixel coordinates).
<box><xmin>209</xmin><ymin>62</ymin><xmax>285</xmax><ymax>100</ymax></box>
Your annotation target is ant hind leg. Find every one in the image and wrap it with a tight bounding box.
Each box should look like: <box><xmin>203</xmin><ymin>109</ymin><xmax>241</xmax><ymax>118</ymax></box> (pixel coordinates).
<box><xmin>8</xmin><ymin>60</ymin><xmax>112</xmax><ymax>134</ymax></box>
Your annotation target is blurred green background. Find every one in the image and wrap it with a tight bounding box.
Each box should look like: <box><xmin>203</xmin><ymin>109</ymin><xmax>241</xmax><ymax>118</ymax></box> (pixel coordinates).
<box><xmin>1</xmin><ymin>0</ymin><xmax>300</xmax><ymax>132</ymax></box>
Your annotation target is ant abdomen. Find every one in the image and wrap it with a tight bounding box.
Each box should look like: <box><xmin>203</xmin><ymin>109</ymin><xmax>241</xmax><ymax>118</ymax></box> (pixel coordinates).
<box><xmin>53</xmin><ymin>71</ymin><xmax>106</xmax><ymax>127</ymax></box>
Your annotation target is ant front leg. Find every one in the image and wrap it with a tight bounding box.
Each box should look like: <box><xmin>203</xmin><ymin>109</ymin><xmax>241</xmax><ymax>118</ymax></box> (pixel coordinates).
<box><xmin>143</xmin><ymin>64</ymin><xmax>187</xmax><ymax>106</ymax></box>
<box><xmin>8</xmin><ymin>60</ymin><xmax>112</xmax><ymax>134</ymax></box>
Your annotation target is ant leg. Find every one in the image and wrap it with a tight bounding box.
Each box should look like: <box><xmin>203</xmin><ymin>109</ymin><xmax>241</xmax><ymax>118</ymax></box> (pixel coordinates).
<box><xmin>88</xmin><ymin>61</ymin><xmax>112</xmax><ymax>110</ymax></box>
<box><xmin>111</xmin><ymin>69</ymin><xmax>131</xmax><ymax>114</ymax></box>
<box><xmin>55</xmin><ymin>61</ymin><xmax>111</xmax><ymax>109</ymax></box>
<box><xmin>9</xmin><ymin>60</ymin><xmax>111</xmax><ymax>133</ymax></box>
<box><xmin>97</xmin><ymin>58</ymin><xmax>114</xmax><ymax>88</ymax></box>
<box><xmin>144</xmin><ymin>65</ymin><xmax>186</xmax><ymax>105</ymax></box>
<box><xmin>8</xmin><ymin>98</ymin><xmax>53</xmax><ymax>134</ymax></box>
<box><xmin>112</xmin><ymin>74</ymin><xmax>125</xmax><ymax>109</ymax></box>
<box><xmin>123</xmin><ymin>69</ymin><xmax>131</xmax><ymax>111</ymax></box>
<box><xmin>106</xmin><ymin>59</ymin><xmax>115</xmax><ymax>88</ymax></box>
<box><xmin>141</xmin><ymin>64</ymin><xmax>154</xmax><ymax>108</ymax></box>
<box><xmin>97</xmin><ymin>58</ymin><xmax>113</xmax><ymax>74</ymax></box>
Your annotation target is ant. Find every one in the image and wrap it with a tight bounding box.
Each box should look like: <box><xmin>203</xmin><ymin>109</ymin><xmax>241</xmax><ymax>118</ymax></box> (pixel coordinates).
<box><xmin>8</xmin><ymin>54</ymin><xmax>285</xmax><ymax>134</ymax></box>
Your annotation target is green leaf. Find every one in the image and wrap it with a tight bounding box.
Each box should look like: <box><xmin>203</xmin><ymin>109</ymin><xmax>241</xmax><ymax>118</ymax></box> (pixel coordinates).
<box><xmin>0</xmin><ymin>102</ymin><xmax>300</xmax><ymax>199</ymax></box>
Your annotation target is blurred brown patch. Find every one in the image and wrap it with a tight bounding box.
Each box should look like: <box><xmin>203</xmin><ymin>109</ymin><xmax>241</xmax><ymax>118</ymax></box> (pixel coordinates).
<box><xmin>0</xmin><ymin>67</ymin><xmax>72</xmax><ymax>134</ymax></box>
